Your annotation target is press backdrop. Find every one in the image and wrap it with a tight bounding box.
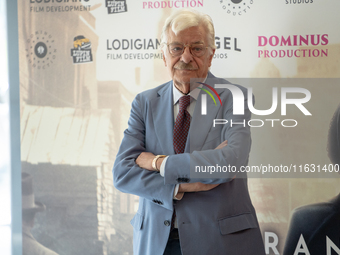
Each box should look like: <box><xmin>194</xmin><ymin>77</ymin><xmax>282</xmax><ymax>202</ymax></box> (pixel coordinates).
<box><xmin>18</xmin><ymin>1</ymin><xmax>340</xmax><ymax>254</ymax></box>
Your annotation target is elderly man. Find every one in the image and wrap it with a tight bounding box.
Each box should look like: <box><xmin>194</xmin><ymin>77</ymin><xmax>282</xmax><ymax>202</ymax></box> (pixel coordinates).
<box><xmin>113</xmin><ymin>9</ymin><xmax>265</xmax><ymax>255</ymax></box>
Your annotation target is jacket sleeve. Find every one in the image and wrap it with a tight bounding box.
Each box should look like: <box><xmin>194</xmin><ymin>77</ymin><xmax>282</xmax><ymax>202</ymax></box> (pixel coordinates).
<box><xmin>112</xmin><ymin>94</ymin><xmax>175</xmax><ymax>211</ymax></box>
<box><xmin>164</xmin><ymin>86</ymin><xmax>252</xmax><ymax>185</ymax></box>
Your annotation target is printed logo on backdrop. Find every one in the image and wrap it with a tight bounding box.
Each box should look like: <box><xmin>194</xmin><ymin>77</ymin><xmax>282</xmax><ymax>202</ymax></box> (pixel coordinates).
<box><xmin>219</xmin><ymin>0</ymin><xmax>254</xmax><ymax>16</ymax></box>
<box><xmin>26</xmin><ymin>31</ymin><xmax>57</xmax><ymax>69</ymax></box>
<box><xmin>106</xmin><ymin>0</ymin><xmax>127</xmax><ymax>14</ymax></box>
<box><xmin>106</xmin><ymin>38</ymin><xmax>163</xmax><ymax>60</ymax></box>
<box><xmin>142</xmin><ymin>0</ymin><xmax>203</xmax><ymax>9</ymax></box>
<box><xmin>214</xmin><ymin>36</ymin><xmax>241</xmax><ymax>60</ymax></box>
<box><xmin>106</xmin><ymin>36</ymin><xmax>240</xmax><ymax>61</ymax></box>
<box><xmin>30</xmin><ymin>0</ymin><xmax>92</xmax><ymax>13</ymax></box>
<box><xmin>258</xmin><ymin>34</ymin><xmax>328</xmax><ymax>59</ymax></box>
<box><xmin>71</xmin><ymin>35</ymin><xmax>93</xmax><ymax>64</ymax></box>
<box><xmin>286</xmin><ymin>0</ymin><xmax>313</xmax><ymax>4</ymax></box>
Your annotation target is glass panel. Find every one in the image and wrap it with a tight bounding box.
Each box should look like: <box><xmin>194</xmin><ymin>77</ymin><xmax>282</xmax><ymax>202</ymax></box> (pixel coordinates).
<box><xmin>0</xmin><ymin>0</ymin><xmax>12</xmax><ymax>254</ymax></box>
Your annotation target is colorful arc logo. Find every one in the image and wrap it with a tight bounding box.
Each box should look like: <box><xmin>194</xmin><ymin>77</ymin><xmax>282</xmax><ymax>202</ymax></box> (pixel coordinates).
<box><xmin>197</xmin><ymin>82</ymin><xmax>222</xmax><ymax>106</ymax></box>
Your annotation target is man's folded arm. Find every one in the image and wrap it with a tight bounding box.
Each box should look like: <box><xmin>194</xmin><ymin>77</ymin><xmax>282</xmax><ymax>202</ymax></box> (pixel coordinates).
<box><xmin>112</xmin><ymin>95</ymin><xmax>175</xmax><ymax>211</ymax></box>
<box><xmin>164</xmin><ymin>130</ymin><xmax>251</xmax><ymax>185</ymax></box>
<box><xmin>164</xmin><ymin>92</ymin><xmax>252</xmax><ymax>185</ymax></box>
<box><xmin>113</xmin><ymin>90</ymin><xmax>251</xmax><ymax>203</ymax></box>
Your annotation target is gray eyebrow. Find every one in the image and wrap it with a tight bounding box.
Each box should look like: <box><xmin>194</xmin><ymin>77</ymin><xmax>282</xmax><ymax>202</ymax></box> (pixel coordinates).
<box><xmin>169</xmin><ymin>41</ymin><xmax>204</xmax><ymax>45</ymax></box>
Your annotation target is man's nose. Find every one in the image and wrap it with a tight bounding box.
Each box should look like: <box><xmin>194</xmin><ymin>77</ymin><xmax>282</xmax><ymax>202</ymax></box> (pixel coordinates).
<box><xmin>180</xmin><ymin>46</ymin><xmax>193</xmax><ymax>64</ymax></box>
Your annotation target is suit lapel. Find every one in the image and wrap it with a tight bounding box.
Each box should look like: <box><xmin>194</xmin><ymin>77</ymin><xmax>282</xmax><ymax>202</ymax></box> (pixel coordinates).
<box><xmin>186</xmin><ymin>73</ymin><xmax>226</xmax><ymax>152</ymax></box>
<box><xmin>151</xmin><ymin>74</ymin><xmax>227</xmax><ymax>154</ymax></box>
<box><xmin>151</xmin><ymin>82</ymin><xmax>176</xmax><ymax>155</ymax></box>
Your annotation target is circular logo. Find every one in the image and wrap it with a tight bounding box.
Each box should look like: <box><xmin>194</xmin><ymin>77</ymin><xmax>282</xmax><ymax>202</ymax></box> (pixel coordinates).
<box><xmin>34</xmin><ymin>42</ymin><xmax>48</xmax><ymax>58</ymax></box>
<box><xmin>26</xmin><ymin>31</ymin><xmax>57</xmax><ymax>69</ymax></box>
<box><xmin>219</xmin><ymin>0</ymin><xmax>254</xmax><ymax>15</ymax></box>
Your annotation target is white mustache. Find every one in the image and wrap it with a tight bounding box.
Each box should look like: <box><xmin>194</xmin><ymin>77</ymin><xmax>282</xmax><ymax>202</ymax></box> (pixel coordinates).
<box><xmin>174</xmin><ymin>62</ymin><xmax>198</xmax><ymax>70</ymax></box>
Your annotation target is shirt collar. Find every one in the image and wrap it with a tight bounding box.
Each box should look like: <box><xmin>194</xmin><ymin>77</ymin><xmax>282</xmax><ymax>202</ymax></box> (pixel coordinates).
<box><xmin>172</xmin><ymin>76</ymin><xmax>207</xmax><ymax>105</ymax></box>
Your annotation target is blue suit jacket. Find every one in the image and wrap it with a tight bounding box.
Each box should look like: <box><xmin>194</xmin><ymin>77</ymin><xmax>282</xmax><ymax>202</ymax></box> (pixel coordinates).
<box><xmin>113</xmin><ymin>73</ymin><xmax>265</xmax><ymax>255</ymax></box>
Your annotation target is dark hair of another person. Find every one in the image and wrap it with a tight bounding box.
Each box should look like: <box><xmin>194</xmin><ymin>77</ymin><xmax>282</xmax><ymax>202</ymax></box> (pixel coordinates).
<box><xmin>327</xmin><ymin>104</ymin><xmax>340</xmax><ymax>165</ymax></box>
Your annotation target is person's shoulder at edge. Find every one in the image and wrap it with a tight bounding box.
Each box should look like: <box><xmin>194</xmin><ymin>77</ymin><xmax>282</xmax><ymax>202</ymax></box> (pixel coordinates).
<box><xmin>283</xmin><ymin>194</ymin><xmax>340</xmax><ymax>255</ymax></box>
<box><xmin>288</xmin><ymin>195</ymin><xmax>339</xmax><ymax>233</ymax></box>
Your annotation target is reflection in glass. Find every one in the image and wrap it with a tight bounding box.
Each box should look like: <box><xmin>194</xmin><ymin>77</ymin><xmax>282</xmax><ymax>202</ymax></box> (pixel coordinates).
<box><xmin>0</xmin><ymin>0</ymin><xmax>12</xmax><ymax>254</ymax></box>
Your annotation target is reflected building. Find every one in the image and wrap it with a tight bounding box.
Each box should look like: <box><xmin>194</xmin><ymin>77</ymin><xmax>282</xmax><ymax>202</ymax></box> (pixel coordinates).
<box><xmin>18</xmin><ymin>2</ymin><xmax>136</xmax><ymax>254</ymax></box>
<box><xmin>21</xmin><ymin>105</ymin><xmax>116</xmax><ymax>255</ymax></box>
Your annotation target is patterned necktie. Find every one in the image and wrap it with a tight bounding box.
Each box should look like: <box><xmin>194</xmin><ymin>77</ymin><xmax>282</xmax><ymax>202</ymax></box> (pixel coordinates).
<box><xmin>171</xmin><ymin>95</ymin><xmax>191</xmax><ymax>230</ymax></box>
<box><xmin>173</xmin><ymin>95</ymin><xmax>192</xmax><ymax>154</ymax></box>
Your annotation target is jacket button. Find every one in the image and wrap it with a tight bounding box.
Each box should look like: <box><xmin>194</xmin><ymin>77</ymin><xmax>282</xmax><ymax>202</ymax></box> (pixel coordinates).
<box><xmin>164</xmin><ymin>220</ymin><xmax>171</xmax><ymax>227</ymax></box>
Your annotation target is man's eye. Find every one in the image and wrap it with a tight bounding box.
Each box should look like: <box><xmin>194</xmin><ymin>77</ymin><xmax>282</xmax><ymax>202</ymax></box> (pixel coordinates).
<box><xmin>192</xmin><ymin>46</ymin><xmax>204</xmax><ymax>52</ymax></box>
<box><xmin>171</xmin><ymin>46</ymin><xmax>183</xmax><ymax>52</ymax></box>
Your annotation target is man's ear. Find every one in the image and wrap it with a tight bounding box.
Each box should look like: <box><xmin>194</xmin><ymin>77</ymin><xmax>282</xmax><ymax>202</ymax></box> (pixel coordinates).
<box><xmin>208</xmin><ymin>49</ymin><xmax>216</xmax><ymax>67</ymax></box>
<box><xmin>162</xmin><ymin>50</ymin><xmax>167</xmax><ymax>67</ymax></box>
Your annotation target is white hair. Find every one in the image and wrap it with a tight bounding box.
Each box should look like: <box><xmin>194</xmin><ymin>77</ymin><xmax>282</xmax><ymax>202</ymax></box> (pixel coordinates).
<box><xmin>160</xmin><ymin>9</ymin><xmax>216</xmax><ymax>54</ymax></box>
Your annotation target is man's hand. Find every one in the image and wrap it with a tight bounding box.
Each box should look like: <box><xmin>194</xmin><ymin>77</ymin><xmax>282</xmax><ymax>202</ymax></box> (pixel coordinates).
<box><xmin>175</xmin><ymin>182</ymin><xmax>220</xmax><ymax>200</ymax></box>
<box><xmin>137</xmin><ymin>140</ymin><xmax>229</xmax><ymax>198</ymax></box>
<box><xmin>136</xmin><ymin>152</ymin><xmax>155</xmax><ymax>171</ymax></box>
<box><xmin>176</xmin><ymin>140</ymin><xmax>229</xmax><ymax>195</ymax></box>
<box><xmin>215</xmin><ymin>140</ymin><xmax>228</xmax><ymax>150</ymax></box>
